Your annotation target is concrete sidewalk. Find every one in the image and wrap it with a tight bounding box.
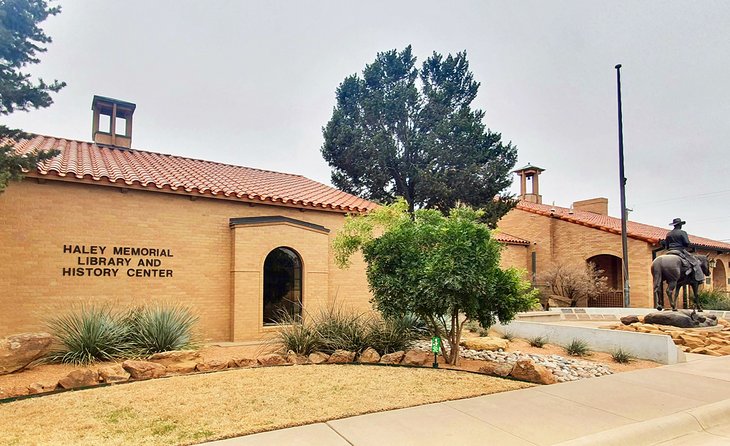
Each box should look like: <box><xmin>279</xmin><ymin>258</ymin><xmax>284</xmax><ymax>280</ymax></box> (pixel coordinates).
<box><xmin>204</xmin><ymin>355</ymin><xmax>730</xmax><ymax>446</ymax></box>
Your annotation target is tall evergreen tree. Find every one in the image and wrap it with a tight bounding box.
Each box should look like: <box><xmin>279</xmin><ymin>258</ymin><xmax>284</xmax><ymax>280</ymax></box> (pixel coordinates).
<box><xmin>0</xmin><ymin>0</ymin><xmax>65</xmax><ymax>192</ymax></box>
<box><xmin>322</xmin><ymin>46</ymin><xmax>517</xmax><ymax>226</ymax></box>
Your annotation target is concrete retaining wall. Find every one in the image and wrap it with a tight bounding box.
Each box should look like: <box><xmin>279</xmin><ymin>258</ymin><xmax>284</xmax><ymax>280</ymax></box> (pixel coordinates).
<box><xmin>493</xmin><ymin>320</ymin><xmax>685</xmax><ymax>365</ymax></box>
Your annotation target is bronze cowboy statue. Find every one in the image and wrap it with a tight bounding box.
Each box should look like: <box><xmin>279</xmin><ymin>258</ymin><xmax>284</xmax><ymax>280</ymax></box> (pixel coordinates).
<box><xmin>651</xmin><ymin>218</ymin><xmax>710</xmax><ymax>311</ymax></box>
<box><xmin>665</xmin><ymin>218</ymin><xmax>704</xmax><ymax>282</ymax></box>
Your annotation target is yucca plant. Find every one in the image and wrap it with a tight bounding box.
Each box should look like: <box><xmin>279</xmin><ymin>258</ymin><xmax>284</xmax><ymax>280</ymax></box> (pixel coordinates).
<box><xmin>276</xmin><ymin>312</ymin><xmax>322</xmax><ymax>355</ymax></box>
<box><xmin>312</xmin><ymin>307</ymin><xmax>370</xmax><ymax>354</ymax></box>
<box><xmin>46</xmin><ymin>305</ymin><xmax>131</xmax><ymax>365</ymax></box>
<box><xmin>125</xmin><ymin>304</ymin><xmax>198</xmax><ymax>355</ymax></box>
<box><xmin>366</xmin><ymin>314</ymin><xmax>424</xmax><ymax>354</ymax></box>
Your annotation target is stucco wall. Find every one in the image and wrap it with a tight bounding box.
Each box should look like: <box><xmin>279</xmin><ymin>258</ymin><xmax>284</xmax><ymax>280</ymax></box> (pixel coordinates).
<box><xmin>0</xmin><ymin>179</ymin><xmax>372</xmax><ymax>340</ymax></box>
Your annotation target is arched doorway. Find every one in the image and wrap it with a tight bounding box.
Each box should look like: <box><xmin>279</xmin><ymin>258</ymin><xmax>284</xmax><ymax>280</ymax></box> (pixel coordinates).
<box><xmin>713</xmin><ymin>259</ymin><xmax>727</xmax><ymax>291</ymax></box>
<box><xmin>586</xmin><ymin>254</ymin><xmax>623</xmax><ymax>307</ymax></box>
<box><xmin>263</xmin><ymin>247</ymin><xmax>302</xmax><ymax>325</ymax></box>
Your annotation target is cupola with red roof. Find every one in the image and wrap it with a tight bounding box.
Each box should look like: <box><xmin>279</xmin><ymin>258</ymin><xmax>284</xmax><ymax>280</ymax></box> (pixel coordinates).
<box><xmin>91</xmin><ymin>95</ymin><xmax>136</xmax><ymax>149</ymax></box>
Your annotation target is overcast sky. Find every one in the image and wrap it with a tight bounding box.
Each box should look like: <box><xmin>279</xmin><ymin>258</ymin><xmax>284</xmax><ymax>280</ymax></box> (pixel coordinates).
<box><xmin>6</xmin><ymin>0</ymin><xmax>730</xmax><ymax>241</ymax></box>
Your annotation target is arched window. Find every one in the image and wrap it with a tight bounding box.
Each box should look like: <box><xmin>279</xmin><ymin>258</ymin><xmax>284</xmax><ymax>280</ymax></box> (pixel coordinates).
<box><xmin>263</xmin><ymin>247</ymin><xmax>302</xmax><ymax>324</ymax></box>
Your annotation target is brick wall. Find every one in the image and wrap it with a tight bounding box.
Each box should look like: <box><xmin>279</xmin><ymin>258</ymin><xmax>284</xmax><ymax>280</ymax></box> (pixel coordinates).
<box><xmin>0</xmin><ymin>179</ymin><xmax>372</xmax><ymax>340</ymax></box>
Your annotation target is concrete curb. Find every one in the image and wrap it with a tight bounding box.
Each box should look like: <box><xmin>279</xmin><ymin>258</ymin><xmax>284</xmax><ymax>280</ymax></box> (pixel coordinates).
<box><xmin>553</xmin><ymin>398</ymin><xmax>730</xmax><ymax>446</ymax></box>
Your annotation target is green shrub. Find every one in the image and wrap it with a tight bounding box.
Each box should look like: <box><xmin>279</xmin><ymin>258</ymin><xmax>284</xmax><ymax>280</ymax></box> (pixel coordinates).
<box><xmin>46</xmin><ymin>305</ymin><xmax>131</xmax><ymax>365</ymax></box>
<box><xmin>611</xmin><ymin>348</ymin><xmax>632</xmax><ymax>364</ymax></box>
<box><xmin>698</xmin><ymin>290</ymin><xmax>730</xmax><ymax>311</ymax></box>
<box><xmin>528</xmin><ymin>336</ymin><xmax>546</xmax><ymax>348</ymax></box>
<box><xmin>565</xmin><ymin>339</ymin><xmax>590</xmax><ymax>356</ymax></box>
<box><xmin>125</xmin><ymin>304</ymin><xmax>198</xmax><ymax>354</ymax></box>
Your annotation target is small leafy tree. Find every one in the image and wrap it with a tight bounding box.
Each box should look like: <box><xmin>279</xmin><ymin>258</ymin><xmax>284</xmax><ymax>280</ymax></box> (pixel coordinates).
<box><xmin>0</xmin><ymin>0</ymin><xmax>65</xmax><ymax>191</ymax></box>
<box><xmin>539</xmin><ymin>262</ymin><xmax>609</xmax><ymax>307</ymax></box>
<box><xmin>334</xmin><ymin>199</ymin><xmax>537</xmax><ymax>364</ymax></box>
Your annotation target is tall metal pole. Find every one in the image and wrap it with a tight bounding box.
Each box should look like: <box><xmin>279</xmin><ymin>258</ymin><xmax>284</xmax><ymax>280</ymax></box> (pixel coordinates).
<box><xmin>615</xmin><ymin>64</ymin><xmax>630</xmax><ymax>308</ymax></box>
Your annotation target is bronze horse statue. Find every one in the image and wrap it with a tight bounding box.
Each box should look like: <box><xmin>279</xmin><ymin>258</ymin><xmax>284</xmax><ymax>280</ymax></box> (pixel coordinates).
<box><xmin>651</xmin><ymin>254</ymin><xmax>709</xmax><ymax>311</ymax></box>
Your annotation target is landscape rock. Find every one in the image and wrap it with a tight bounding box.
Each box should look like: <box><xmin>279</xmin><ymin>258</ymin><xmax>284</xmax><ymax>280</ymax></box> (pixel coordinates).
<box><xmin>0</xmin><ymin>332</ymin><xmax>54</xmax><ymax>375</ymax></box>
<box><xmin>228</xmin><ymin>357</ymin><xmax>257</xmax><ymax>368</ymax></box>
<box><xmin>308</xmin><ymin>352</ymin><xmax>330</xmax><ymax>364</ymax></box>
<box><xmin>460</xmin><ymin>337</ymin><xmax>509</xmax><ymax>352</ymax></box>
<box><xmin>165</xmin><ymin>361</ymin><xmax>198</xmax><ymax>375</ymax></box>
<box><xmin>358</xmin><ymin>347</ymin><xmax>381</xmax><ymax>363</ymax></box>
<box><xmin>286</xmin><ymin>351</ymin><xmax>309</xmax><ymax>365</ymax></box>
<box><xmin>1</xmin><ymin>386</ymin><xmax>29</xmax><ymax>398</ymax></box>
<box><xmin>478</xmin><ymin>362</ymin><xmax>515</xmax><ymax>377</ymax></box>
<box><xmin>27</xmin><ymin>381</ymin><xmax>57</xmax><ymax>394</ymax></box>
<box><xmin>402</xmin><ymin>350</ymin><xmax>430</xmax><ymax>366</ymax></box>
<box><xmin>58</xmin><ymin>369</ymin><xmax>99</xmax><ymax>389</ymax></box>
<box><xmin>644</xmin><ymin>311</ymin><xmax>699</xmax><ymax>328</ymax></box>
<box><xmin>122</xmin><ymin>360</ymin><xmax>166</xmax><ymax>380</ymax></box>
<box><xmin>380</xmin><ymin>351</ymin><xmax>405</xmax><ymax>364</ymax></box>
<box><xmin>196</xmin><ymin>359</ymin><xmax>228</xmax><ymax>372</ymax></box>
<box><xmin>620</xmin><ymin>315</ymin><xmax>640</xmax><ymax>325</ymax></box>
<box><xmin>147</xmin><ymin>350</ymin><xmax>201</xmax><ymax>366</ymax></box>
<box><xmin>327</xmin><ymin>350</ymin><xmax>356</xmax><ymax>363</ymax></box>
<box><xmin>98</xmin><ymin>364</ymin><xmax>131</xmax><ymax>383</ymax></box>
<box><xmin>257</xmin><ymin>353</ymin><xmax>287</xmax><ymax>367</ymax></box>
<box><xmin>509</xmin><ymin>359</ymin><xmax>556</xmax><ymax>385</ymax></box>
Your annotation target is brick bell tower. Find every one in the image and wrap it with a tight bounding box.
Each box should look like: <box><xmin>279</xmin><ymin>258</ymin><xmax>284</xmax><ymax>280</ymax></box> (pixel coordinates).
<box><xmin>513</xmin><ymin>163</ymin><xmax>544</xmax><ymax>204</ymax></box>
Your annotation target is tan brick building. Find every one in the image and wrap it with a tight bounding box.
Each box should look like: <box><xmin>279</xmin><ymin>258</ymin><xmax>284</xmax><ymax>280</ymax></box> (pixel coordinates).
<box><xmin>0</xmin><ymin>97</ymin><xmax>376</xmax><ymax>341</ymax></box>
<box><xmin>496</xmin><ymin>165</ymin><xmax>730</xmax><ymax>308</ymax></box>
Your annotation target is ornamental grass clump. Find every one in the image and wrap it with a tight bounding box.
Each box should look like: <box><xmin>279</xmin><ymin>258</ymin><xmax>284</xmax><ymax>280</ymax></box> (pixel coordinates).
<box><xmin>125</xmin><ymin>304</ymin><xmax>199</xmax><ymax>354</ymax></box>
<box><xmin>611</xmin><ymin>348</ymin><xmax>632</xmax><ymax>364</ymax></box>
<box><xmin>46</xmin><ymin>305</ymin><xmax>131</xmax><ymax>365</ymax></box>
<box><xmin>565</xmin><ymin>339</ymin><xmax>590</xmax><ymax>357</ymax></box>
<box><xmin>528</xmin><ymin>336</ymin><xmax>546</xmax><ymax>348</ymax></box>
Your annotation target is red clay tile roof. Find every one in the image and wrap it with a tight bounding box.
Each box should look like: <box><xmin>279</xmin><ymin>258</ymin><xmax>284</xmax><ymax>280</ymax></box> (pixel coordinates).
<box><xmin>10</xmin><ymin>135</ymin><xmax>377</xmax><ymax>213</ymax></box>
<box><xmin>517</xmin><ymin>201</ymin><xmax>730</xmax><ymax>251</ymax></box>
<box><xmin>494</xmin><ymin>231</ymin><xmax>531</xmax><ymax>246</ymax></box>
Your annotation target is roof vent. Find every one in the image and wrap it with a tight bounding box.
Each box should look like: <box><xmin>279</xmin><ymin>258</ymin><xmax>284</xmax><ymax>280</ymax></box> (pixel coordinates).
<box><xmin>91</xmin><ymin>95</ymin><xmax>136</xmax><ymax>149</ymax></box>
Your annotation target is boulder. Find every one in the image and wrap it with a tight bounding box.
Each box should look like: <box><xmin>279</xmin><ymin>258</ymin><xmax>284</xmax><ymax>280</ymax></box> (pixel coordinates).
<box><xmin>166</xmin><ymin>361</ymin><xmax>198</xmax><ymax>375</ymax></box>
<box><xmin>257</xmin><ymin>353</ymin><xmax>287</xmax><ymax>367</ymax></box>
<box><xmin>478</xmin><ymin>362</ymin><xmax>515</xmax><ymax>378</ymax></box>
<box><xmin>644</xmin><ymin>311</ymin><xmax>697</xmax><ymax>328</ymax></box>
<box><xmin>98</xmin><ymin>364</ymin><xmax>130</xmax><ymax>383</ymax></box>
<box><xmin>195</xmin><ymin>359</ymin><xmax>228</xmax><ymax>372</ymax></box>
<box><xmin>27</xmin><ymin>381</ymin><xmax>57</xmax><ymax>394</ymax></box>
<box><xmin>620</xmin><ymin>315</ymin><xmax>640</xmax><ymax>325</ymax></box>
<box><xmin>308</xmin><ymin>352</ymin><xmax>330</xmax><ymax>364</ymax></box>
<box><xmin>460</xmin><ymin>337</ymin><xmax>509</xmax><ymax>352</ymax></box>
<box><xmin>327</xmin><ymin>350</ymin><xmax>356</xmax><ymax>363</ymax></box>
<box><xmin>509</xmin><ymin>359</ymin><xmax>556</xmax><ymax>385</ymax></box>
<box><xmin>402</xmin><ymin>350</ymin><xmax>430</xmax><ymax>366</ymax></box>
<box><xmin>1</xmin><ymin>386</ymin><xmax>29</xmax><ymax>398</ymax></box>
<box><xmin>147</xmin><ymin>350</ymin><xmax>201</xmax><ymax>366</ymax></box>
<box><xmin>0</xmin><ymin>332</ymin><xmax>53</xmax><ymax>375</ymax></box>
<box><xmin>122</xmin><ymin>360</ymin><xmax>166</xmax><ymax>380</ymax></box>
<box><xmin>679</xmin><ymin>334</ymin><xmax>706</xmax><ymax>350</ymax></box>
<box><xmin>286</xmin><ymin>351</ymin><xmax>309</xmax><ymax>365</ymax></box>
<box><xmin>379</xmin><ymin>351</ymin><xmax>405</xmax><ymax>364</ymax></box>
<box><xmin>358</xmin><ymin>348</ymin><xmax>381</xmax><ymax>364</ymax></box>
<box><xmin>58</xmin><ymin>369</ymin><xmax>99</xmax><ymax>389</ymax></box>
<box><xmin>228</xmin><ymin>356</ymin><xmax>257</xmax><ymax>368</ymax></box>
<box><xmin>716</xmin><ymin>345</ymin><xmax>730</xmax><ymax>355</ymax></box>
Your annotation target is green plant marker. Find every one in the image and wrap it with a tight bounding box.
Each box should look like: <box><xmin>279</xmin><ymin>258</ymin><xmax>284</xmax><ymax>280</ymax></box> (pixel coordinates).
<box><xmin>431</xmin><ymin>336</ymin><xmax>441</xmax><ymax>368</ymax></box>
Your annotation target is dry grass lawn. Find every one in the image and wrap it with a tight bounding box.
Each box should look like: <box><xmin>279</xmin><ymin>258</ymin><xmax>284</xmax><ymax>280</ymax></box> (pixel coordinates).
<box><xmin>0</xmin><ymin>364</ymin><xmax>531</xmax><ymax>446</ymax></box>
